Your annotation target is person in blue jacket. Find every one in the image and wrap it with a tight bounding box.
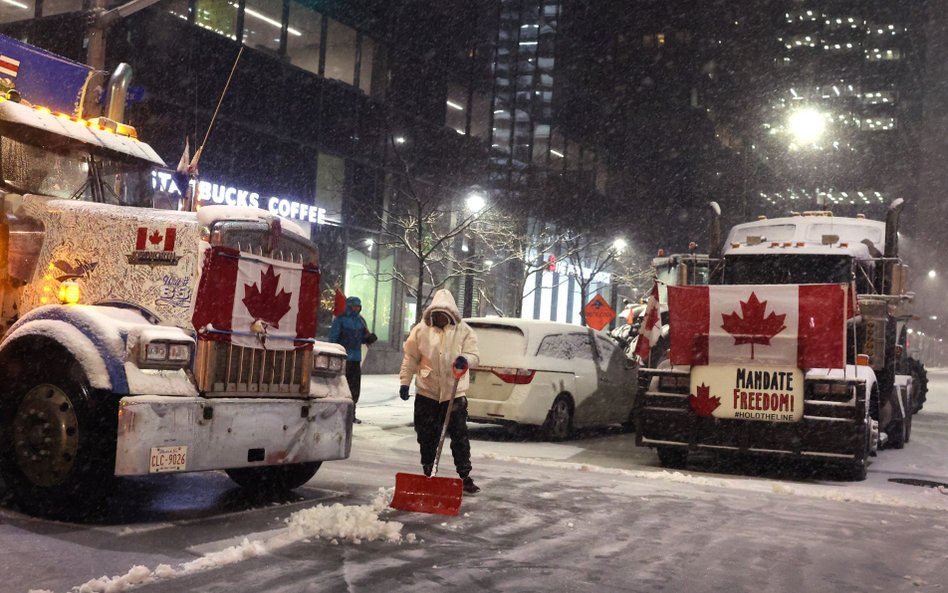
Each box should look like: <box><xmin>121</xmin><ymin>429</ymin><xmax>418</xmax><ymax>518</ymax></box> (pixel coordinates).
<box><xmin>329</xmin><ymin>296</ymin><xmax>378</xmax><ymax>423</ymax></box>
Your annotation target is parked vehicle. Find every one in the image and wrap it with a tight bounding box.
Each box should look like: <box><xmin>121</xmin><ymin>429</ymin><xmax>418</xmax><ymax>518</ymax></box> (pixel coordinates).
<box><xmin>465</xmin><ymin>318</ymin><xmax>638</xmax><ymax>440</ymax></box>
<box><xmin>0</xmin><ymin>34</ymin><xmax>352</xmax><ymax>516</ymax></box>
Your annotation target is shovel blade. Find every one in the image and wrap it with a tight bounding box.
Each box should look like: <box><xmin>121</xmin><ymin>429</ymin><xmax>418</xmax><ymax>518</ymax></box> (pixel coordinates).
<box><xmin>390</xmin><ymin>472</ymin><xmax>463</xmax><ymax>516</ymax></box>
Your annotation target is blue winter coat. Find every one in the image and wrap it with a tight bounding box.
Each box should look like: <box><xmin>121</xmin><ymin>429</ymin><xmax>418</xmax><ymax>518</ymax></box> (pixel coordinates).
<box><xmin>329</xmin><ymin>296</ymin><xmax>370</xmax><ymax>362</ymax></box>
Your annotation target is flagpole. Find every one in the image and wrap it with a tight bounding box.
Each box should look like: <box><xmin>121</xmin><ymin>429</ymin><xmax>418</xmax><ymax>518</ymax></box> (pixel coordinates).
<box><xmin>189</xmin><ymin>46</ymin><xmax>245</xmax><ymax>212</ymax></box>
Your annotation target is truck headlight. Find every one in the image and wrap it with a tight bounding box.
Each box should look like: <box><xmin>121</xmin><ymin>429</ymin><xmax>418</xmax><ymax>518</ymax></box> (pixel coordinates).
<box><xmin>313</xmin><ymin>353</ymin><xmax>346</xmax><ymax>375</ymax></box>
<box><xmin>140</xmin><ymin>340</ymin><xmax>193</xmax><ymax>369</ymax></box>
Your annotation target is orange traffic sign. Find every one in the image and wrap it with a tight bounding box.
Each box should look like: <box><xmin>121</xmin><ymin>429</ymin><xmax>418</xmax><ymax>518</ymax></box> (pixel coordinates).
<box><xmin>583</xmin><ymin>294</ymin><xmax>615</xmax><ymax>331</ymax></box>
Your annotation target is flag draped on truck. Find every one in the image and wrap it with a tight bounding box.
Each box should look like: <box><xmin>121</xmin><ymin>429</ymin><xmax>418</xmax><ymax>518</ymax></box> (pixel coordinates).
<box><xmin>667</xmin><ymin>283</ymin><xmax>847</xmax><ymax>369</ymax></box>
<box><xmin>634</xmin><ymin>281</ymin><xmax>661</xmax><ymax>362</ymax></box>
<box><xmin>192</xmin><ymin>246</ymin><xmax>320</xmax><ymax>350</ymax></box>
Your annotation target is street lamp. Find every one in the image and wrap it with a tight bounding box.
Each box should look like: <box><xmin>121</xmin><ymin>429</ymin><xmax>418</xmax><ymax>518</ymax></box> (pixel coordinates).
<box><xmin>462</xmin><ymin>189</ymin><xmax>488</xmax><ymax>317</ymax></box>
<box><xmin>612</xmin><ymin>237</ymin><xmax>628</xmax><ymax>253</ymax></box>
<box><xmin>929</xmin><ymin>269</ymin><xmax>937</xmax><ymax>279</ymax></box>
<box><xmin>787</xmin><ymin>107</ymin><xmax>827</xmax><ymax>147</ymax></box>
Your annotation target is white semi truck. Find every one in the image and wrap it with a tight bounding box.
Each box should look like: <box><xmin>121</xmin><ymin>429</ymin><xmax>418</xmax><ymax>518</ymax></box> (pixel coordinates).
<box><xmin>0</xmin><ymin>34</ymin><xmax>352</xmax><ymax>516</ymax></box>
<box><xmin>634</xmin><ymin>202</ymin><xmax>917</xmax><ymax>479</ymax></box>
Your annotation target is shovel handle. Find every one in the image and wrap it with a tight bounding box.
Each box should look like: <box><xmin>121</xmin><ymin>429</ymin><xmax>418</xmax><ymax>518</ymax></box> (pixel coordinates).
<box><xmin>431</xmin><ymin>372</ymin><xmax>463</xmax><ymax>477</ymax></box>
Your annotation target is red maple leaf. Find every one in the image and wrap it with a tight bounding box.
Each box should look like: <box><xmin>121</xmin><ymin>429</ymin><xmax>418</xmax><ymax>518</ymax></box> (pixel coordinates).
<box><xmin>243</xmin><ymin>265</ymin><xmax>293</xmax><ymax>328</ymax></box>
<box><xmin>689</xmin><ymin>383</ymin><xmax>721</xmax><ymax>417</ymax></box>
<box><xmin>148</xmin><ymin>229</ymin><xmax>163</xmax><ymax>245</ymax></box>
<box><xmin>720</xmin><ymin>292</ymin><xmax>786</xmax><ymax>359</ymax></box>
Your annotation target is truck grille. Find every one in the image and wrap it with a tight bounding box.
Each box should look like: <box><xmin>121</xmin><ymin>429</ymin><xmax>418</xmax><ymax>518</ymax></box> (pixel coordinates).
<box><xmin>194</xmin><ymin>219</ymin><xmax>317</xmax><ymax>396</ymax></box>
<box><xmin>195</xmin><ymin>341</ymin><xmax>311</xmax><ymax>396</ymax></box>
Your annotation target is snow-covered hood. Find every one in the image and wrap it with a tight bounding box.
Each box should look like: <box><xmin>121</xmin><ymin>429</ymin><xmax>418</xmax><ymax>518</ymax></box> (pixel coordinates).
<box><xmin>18</xmin><ymin>196</ymin><xmax>202</xmax><ymax>329</ymax></box>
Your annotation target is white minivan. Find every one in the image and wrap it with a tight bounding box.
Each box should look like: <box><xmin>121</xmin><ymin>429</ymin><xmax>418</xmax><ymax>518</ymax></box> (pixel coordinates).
<box><xmin>465</xmin><ymin>318</ymin><xmax>638</xmax><ymax>440</ymax></box>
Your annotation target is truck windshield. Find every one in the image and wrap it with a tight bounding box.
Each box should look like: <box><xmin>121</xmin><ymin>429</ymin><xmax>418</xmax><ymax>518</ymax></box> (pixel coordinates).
<box><xmin>0</xmin><ymin>136</ymin><xmax>156</xmax><ymax>207</ymax></box>
<box><xmin>724</xmin><ymin>254</ymin><xmax>852</xmax><ymax>285</ymax></box>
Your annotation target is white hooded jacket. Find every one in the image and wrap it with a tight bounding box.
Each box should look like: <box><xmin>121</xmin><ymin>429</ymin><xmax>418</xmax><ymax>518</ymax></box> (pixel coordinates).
<box><xmin>399</xmin><ymin>289</ymin><xmax>480</xmax><ymax>402</ymax></box>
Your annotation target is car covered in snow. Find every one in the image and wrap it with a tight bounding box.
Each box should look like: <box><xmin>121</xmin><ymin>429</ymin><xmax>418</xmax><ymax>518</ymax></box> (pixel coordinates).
<box><xmin>464</xmin><ymin>318</ymin><xmax>638</xmax><ymax>440</ymax></box>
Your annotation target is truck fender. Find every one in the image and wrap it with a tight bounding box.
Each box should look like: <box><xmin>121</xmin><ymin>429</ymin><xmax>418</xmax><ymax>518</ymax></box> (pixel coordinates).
<box><xmin>0</xmin><ymin>319</ymin><xmax>115</xmax><ymax>391</ymax></box>
<box><xmin>1</xmin><ymin>305</ymin><xmax>197</xmax><ymax>396</ymax></box>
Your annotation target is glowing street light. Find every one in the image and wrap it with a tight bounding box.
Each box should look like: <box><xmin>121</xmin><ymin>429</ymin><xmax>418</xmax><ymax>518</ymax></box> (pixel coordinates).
<box><xmin>612</xmin><ymin>238</ymin><xmax>628</xmax><ymax>253</ymax></box>
<box><xmin>928</xmin><ymin>269</ymin><xmax>937</xmax><ymax>279</ymax></box>
<box><xmin>466</xmin><ymin>191</ymin><xmax>487</xmax><ymax>213</ymax></box>
<box><xmin>787</xmin><ymin>107</ymin><xmax>827</xmax><ymax>146</ymax></box>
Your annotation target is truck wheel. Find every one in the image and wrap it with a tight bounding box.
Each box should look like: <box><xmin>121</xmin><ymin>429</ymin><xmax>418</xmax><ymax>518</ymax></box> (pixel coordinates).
<box><xmin>887</xmin><ymin>386</ymin><xmax>910</xmax><ymax>450</ymax></box>
<box><xmin>541</xmin><ymin>395</ymin><xmax>574</xmax><ymax>441</ymax></box>
<box><xmin>656</xmin><ymin>446</ymin><xmax>688</xmax><ymax>469</ymax></box>
<box><xmin>0</xmin><ymin>356</ymin><xmax>117</xmax><ymax>518</ymax></box>
<box><xmin>225</xmin><ymin>462</ymin><xmax>321</xmax><ymax>493</ymax></box>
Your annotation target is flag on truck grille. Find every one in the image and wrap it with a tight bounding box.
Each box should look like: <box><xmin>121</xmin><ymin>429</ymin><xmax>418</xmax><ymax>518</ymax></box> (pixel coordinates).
<box><xmin>667</xmin><ymin>283</ymin><xmax>846</xmax><ymax>369</ymax></box>
<box><xmin>634</xmin><ymin>281</ymin><xmax>661</xmax><ymax>363</ymax></box>
<box><xmin>192</xmin><ymin>246</ymin><xmax>320</xmax><ymax>350</ymax></box>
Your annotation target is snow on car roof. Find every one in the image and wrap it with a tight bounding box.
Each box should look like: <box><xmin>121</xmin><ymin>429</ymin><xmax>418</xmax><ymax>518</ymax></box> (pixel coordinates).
<box><xmin>466</xmin><ymin>317</ymin><xmax>606</xmax><ymax>349</ymax></box>
<box><xmin>197</xmin><ymin>205</ymin><xmax>307</xmax><ymax>239</ymax></box>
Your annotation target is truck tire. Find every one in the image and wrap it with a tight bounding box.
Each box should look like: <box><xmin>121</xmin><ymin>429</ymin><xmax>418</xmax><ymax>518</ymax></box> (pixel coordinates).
<box><xmin>908</xmin><ymin>358</ymin><xmax>928</xmax><ymax>413</ymax></box>
<box><xmin>225</xmin><ymin>462</ymin><xmax>321</xmax><ymax>493</ymax></box>
<box><xmin>541</xmin><ymin>395</ymin><xmax>574</xmax><ymax>441</ymax></box>
<box><xmin>887</xmin><ymin>385</ymin><xmax>911</xmax><ymax>450</ymax></box>
<box><xmin>0</xmin><ymin>348</ymin><xmax>118</xmax><ymax>518</ymax></box>
<box><xmin>656</xmin><ymin>446</ymin><xmax>688</xmax><ymax>469</ymax></box>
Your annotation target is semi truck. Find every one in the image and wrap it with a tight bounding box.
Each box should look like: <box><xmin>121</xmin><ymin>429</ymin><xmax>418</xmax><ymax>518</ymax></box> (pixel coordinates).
<box><xmin>634</xmin><ymin>202</ymin><xmax>917</xmax><ymax>480</ymax></box>
<box><xmin>0</xmin><ymin>34</ymin><xmax>352</xmax><ymax>516</ymax></box>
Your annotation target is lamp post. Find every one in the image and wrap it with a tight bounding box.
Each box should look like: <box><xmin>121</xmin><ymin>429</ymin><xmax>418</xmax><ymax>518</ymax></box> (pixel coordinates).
<box><xmin>462</xmin><ymin>190</ymin><xmax>487</xmax><ymax>318</ymax></box>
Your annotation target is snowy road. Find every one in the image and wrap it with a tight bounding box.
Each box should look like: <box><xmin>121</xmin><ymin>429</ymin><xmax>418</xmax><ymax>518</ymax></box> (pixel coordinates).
<box><xmin>5</xmin><ymin>372</ymin><xmax>948</xmax><ymax>593</ymax></box>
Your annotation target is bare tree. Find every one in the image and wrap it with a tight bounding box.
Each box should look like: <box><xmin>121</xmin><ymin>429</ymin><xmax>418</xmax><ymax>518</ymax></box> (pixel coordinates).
<box><xmin>376</xmin><ymin>135</ymin><xmax>489</xmax><ymax>323</ymax></box>
<box><xmin>562</xmin><ymin>234</ymin><xmax>625</xmax><ymax>327</ymax></box>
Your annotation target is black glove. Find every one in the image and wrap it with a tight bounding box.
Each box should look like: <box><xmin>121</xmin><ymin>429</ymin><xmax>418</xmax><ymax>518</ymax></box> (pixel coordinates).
<box><xmin>454</xmin><ymin>356</ymin><xmax>468</xmax><ymax>371</ymax></box>
<box><xmin>364</xmin><ymin>332</ymin><xmax>378</xmax><ymax>345</ymax></box>
<box><xmin>399</xmin><ymin>385</ymin><xmax>410</xmax><ymax>400</ymax></box>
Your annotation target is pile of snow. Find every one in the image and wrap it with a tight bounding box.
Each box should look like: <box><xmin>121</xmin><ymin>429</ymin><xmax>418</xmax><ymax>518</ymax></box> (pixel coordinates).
<box><xmin>30</xmin><ymin>489</ymin><xmax>412</xmax><ymax>593</ymax></box>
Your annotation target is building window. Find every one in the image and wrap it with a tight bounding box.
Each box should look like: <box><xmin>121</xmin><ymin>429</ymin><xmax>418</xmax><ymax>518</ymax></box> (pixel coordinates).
<box><xmin>195</xmin><ymin>0</ymin><xmax>237</xmax><ymax>39</ymax></box>
<box><xmin>165</xmin><ymin>0</ymin><xmax>189</xmax><ymax>22</ymax></box>
<box><xmin>866</xmin><ymin>48</ymin><xmax>902</xmax><ymax>61</ymax></box>
<box><xmin>325</xmin><ymin>18</ymin><xmax>357</xmax><ymax>85</ymax></box>
<box><xmin>287</xmin><ymin>1</ymin><xmax>322</xmax><ymax>75</ymax></box>
<box><xmin>0</xmin><ymin>0</ymin><xmax>35</xmax><ymax>22</ymax></box>
<box><xmin>861</xmin><ymin>90</ymin><xmax>896</xmax><ymax>105</ymax></box>
<box><xmin>469</xmin><ymin>91</ymin><xmax>490</xmax><ymax>140</ymax></box>
<box><xmin>656</xmin><ymin>33</ymin><xmax>665</xmax><ymax>46</ymax></box>
<box><xmin>862</xmin><ymin>117</ymin><xmax>896</xmax><ymax>131</ymax></box>
<box><xmin>345</xmin><ymin>240</ymin><xmax>393</xmax><ymax>343</ymax></box>
<box><xmin>242</xmin><ymin>0</ymin><xmax>284</xmax><ymax>54</ymax></box>
<box><xmin>642</xmin><ymin>34</ymin><xmax>653</xmax><ymax>48</ymax></box>
<box><xmin>359</xmin><ymin>35</ymin><xmax>376</xmax><ymax>95</ymax></box>
<box><xmin>316</xmin><ymin>152</ymin><xmax>345</xmax><ymax>224</ymax></box>
<box><xmin>39</xmin><ymin>0</ymin><xmax>80</xmax><ymax>16</ymax></box>
<box><xmin>446</xmin><ymin>83</ymin><xmax>468</xmax><ymax>135</ymax></box>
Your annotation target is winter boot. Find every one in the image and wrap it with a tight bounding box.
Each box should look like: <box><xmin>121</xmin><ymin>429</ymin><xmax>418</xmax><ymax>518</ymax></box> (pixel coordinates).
<box><xmin>423</xmin><ymin>464</ymin><xmax>433</xmax><ymax>477</ymax></box>
<box><xmin>462</xmin><ymin>476</ymin><xmax>480</xmax><ymax>494</ymax></box>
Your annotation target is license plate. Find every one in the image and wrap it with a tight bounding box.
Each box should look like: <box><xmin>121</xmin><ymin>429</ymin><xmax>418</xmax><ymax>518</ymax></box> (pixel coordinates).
<box><xmin>149</xmin><ymin>445</ymin><xmax>188</xmax><ymax>473</ymax></box>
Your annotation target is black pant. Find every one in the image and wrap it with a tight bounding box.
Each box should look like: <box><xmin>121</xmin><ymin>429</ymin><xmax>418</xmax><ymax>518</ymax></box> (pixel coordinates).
<box><xmin>345</xmin><ymin>361</ymin><xmax>361</xmax><ymax>406</ymax></box>
<box><xmin>414</xmin><ymin>394</ymin><xmax>472</xmax><ymax>478</ymax></box>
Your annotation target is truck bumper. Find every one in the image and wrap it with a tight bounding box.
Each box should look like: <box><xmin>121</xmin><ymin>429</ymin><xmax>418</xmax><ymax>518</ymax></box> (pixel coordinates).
<box><xmin>635</xmin><ymin>370</ymin><xmax>873</xmax><ymax>461</ymax></box>
<box><xmin>114</xmin><ymin>395</ymin><xmax>352</xmax><ymax>476</ymax></box>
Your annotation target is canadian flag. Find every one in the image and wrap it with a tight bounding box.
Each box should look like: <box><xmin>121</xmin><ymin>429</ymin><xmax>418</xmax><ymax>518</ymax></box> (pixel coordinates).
<box><xmin>136</xmin><ymin>227</ymin><xmax>177</xmax><ymax>251</ymax></box>
<box><xmin>668</xmin><ymin>283</ymin><xmax>847</xmax><ymax>369</ymax></box>
<box><xmin>192</xmin><ymin>246</ymin><xmax>320</xmax><ymax>350</ymax></box>
<box><xmin>634</xmin><ymin>281</ymin><xmax>661</xmax><ymax>362</ymax></box>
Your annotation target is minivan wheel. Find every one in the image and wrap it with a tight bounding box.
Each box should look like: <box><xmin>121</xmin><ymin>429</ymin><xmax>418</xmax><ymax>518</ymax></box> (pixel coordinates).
<box><xmin>542</xmin><ymin>395</ymin><xmax>574</xmax><ymax>441</ymax></box>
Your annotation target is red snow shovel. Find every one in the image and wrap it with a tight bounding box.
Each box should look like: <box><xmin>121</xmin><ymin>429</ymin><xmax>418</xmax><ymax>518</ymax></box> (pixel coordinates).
<box><xmin>390</xmin><ymin>364</ymin><xmax>467</xmax><ymax>516</ymax></box>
